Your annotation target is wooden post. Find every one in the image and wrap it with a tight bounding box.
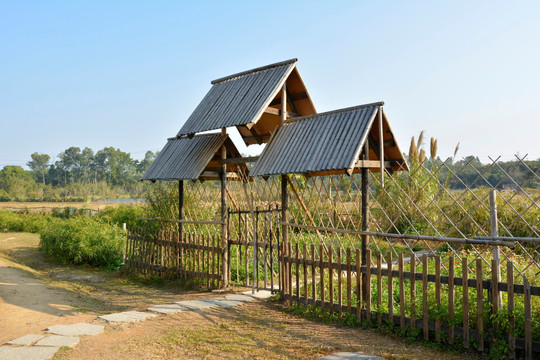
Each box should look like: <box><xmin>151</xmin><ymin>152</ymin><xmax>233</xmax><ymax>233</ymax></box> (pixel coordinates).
<box><xmin>422</xmin><ymin>254</ymin><xmax>429</xmax><ymax>341</ymax></box>
<box><xmin>448</xmin><ymin>256</ymin><xmax>455</xmax><ymax>344</ymax></box>
<box><xmin>490</xmin><ymin>189</ymin><xmax>501</xmax><ymax>308</ymax></box>
<box><xmin>281</xmin><ymin>175</ymin><xmax>288</xmax><ymax>250</ymax></box>
<box><xmin>410</xmin><ymin>253</ymin><xmax>416</xmax><ymax>330</ymax></box>
<box><xmin>361</xmin><ymin>142</ymin><xmax>370</xmax><ymax>304</ymax></box>
<box><xmin>508</xmin><ymin>261</ymin><xmax>515</xmax><ymax>359</ymax></box>
<box><xmin>178</xmin><ymin>180</ymin><xmax>184</xmax><ymax>278</ymax></box>
<box><xmin>476</xmin><ymin>259</ymin><xmax>484</xmax><ymax>352</ymax></box>
<box><xmin>378</xmin><ymin>107</ymin><xmax>384</xmax><ymax>187</ymax></box>
<box><xmin>220</xmin><ymin>129</ymin><xmax>229</xmax><ymax>288</ymax></box>
<box><xmin>281</xmin><ymin>84</ymin><xmax>287</xmax><ymax>126</ymax></box>
<box><xmin>463</xmin><ymin>258</ymin><xmax>469</xmax><ymax>349</ymax></box>
<box><xmin>524</xmin><ymin>276</ymin><xmax>532</xmax><ymax>360</ymax></box>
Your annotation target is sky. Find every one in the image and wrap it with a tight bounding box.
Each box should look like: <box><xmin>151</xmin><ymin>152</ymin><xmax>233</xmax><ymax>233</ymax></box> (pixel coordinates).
<box><xmin>1</xmin><ymin>0</ymin><xmax>539</xmax><ymax>169</ymax></box>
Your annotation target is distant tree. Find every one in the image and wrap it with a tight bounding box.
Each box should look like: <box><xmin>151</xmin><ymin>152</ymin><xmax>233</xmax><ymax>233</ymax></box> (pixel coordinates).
<box><xmin>27</xmin><ymin>153</ymin><xmax>50</xmax><ymax>184</ymax></box>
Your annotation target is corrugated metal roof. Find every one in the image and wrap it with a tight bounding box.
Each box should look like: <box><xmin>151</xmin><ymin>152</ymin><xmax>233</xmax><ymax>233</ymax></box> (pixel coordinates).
<box><xmin>142</xmin><ymin>134</ymin><xmax>226</xmax><ymax>181</ymax></box>
<box><xmin>249</xmin><ymin>103</ymin><xmax>383</xmax><ymax>177</ymax></box>
<box><xmin>177</xmin><ymin>59</ymin><xmax>297</xmax><ymax>136</ymax></box>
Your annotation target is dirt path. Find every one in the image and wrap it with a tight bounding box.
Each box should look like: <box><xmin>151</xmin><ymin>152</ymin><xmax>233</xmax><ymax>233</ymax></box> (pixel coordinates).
<box><xmin>0</xmin><ymin>257</ymin><xmax>95</xmax><ymax>344</ymax></box>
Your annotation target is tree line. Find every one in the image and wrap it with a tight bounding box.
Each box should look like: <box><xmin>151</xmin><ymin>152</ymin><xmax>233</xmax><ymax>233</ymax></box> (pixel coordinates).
<box><xmin>0</xmin><ymin>147</ymin><xmax>157</xmax><ymax>202</ymax></box>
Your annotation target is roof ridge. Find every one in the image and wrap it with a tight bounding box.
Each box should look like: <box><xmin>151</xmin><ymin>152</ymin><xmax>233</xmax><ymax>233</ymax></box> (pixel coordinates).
<box><xmin>211</xmin><ymin>58</ymin><xmax>298</xmax><ymax>84</ymax></box>
<box><xmin>284</xmin><ymin>101</ymin><xmax>384</xmax><ymax>124</ymax></box>
<box><xmin>167</xmin><ymin>132</ymin><xmax>226</xmax><ymax>141</ymax></box>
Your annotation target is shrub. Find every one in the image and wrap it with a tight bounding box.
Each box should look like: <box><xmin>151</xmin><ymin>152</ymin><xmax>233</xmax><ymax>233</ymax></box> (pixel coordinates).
<box><xmin>96</xmin><ymin>204</ymin><xmax>147</xmax><ymax>228</ymax></box>
<box><xmin>39</xmin><ymin>217</ymin><xmax>124</xmax><ymax>269</ymax></box>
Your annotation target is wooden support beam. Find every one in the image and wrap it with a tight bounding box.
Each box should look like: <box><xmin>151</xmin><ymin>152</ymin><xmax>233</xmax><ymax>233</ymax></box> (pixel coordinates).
<box><xmin>219</xmin><ymin>156</ymin><xmax>259</xmax><ymax>165</ymax></box>
<box><xmin>354</xmin><ymin>160</ymin><xmax>394</xmax><ymax>169</ymax></box>
<box><xmin>268</xmin><ymin>92</ymin><xmax>308</xmax><ymax>107</ymax></box>
<box><xmin>249</xmin><ymin>127</ymin><xmax>264</xmax><ymax>144</ymax></box>
<box><xmin>264</xmin><ymin>107</ymin><xmax>298</xmax><ymax>118</ymax></box>
<box><xmin>241</xmin><ymin>134</ymin><xmax>272</xmax><ymax>144</ymax></box>
<box><xmin>361</xmin><ymin>141</ymin><xmax>370</xmax><ymax>304</ymax></box>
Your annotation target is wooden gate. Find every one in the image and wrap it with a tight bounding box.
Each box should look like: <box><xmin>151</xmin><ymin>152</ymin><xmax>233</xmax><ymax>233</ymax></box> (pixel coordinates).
<box><xmin>227</xmin><ymin>206</ymin><xmax>281</xmax><ymax>292</ymax></box>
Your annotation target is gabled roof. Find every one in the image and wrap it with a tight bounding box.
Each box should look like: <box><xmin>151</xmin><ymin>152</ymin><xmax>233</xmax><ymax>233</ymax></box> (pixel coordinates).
<box><xmin>177</xmin><ymin>59</ymin><xmax>316</xmax><ymax>145</ymax></box>
<box><xmin>249</xmin><ymin>102</ymin><xmax>408</xmax><ymax>178</ymax></box>
<box><xmin>142</xmin><ymin>133</ymin><xmax>247</xmax><ymax>182</ymax></box>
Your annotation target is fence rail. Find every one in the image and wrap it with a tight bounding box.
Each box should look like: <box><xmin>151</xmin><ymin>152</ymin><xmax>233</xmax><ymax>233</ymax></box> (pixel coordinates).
<box><xmin>280</xmin><ymin>241</ymin><xmax>539</xmax><ymax>358</ymax></box>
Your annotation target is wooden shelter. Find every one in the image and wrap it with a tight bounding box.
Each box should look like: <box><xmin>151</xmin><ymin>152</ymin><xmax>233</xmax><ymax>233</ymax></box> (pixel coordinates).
<box><xmin>249</xmin><ymin>102</ymin><xmax>408</xmax><ymax>178</ymax></box>
<box><xmin>142</xmin><ymin>133</ymin><xmax>248</xmax><ymax>182</ymax></box>
<box><xmin>176</xmin><ymin>58</ymin><xmax>316</xmax><ymax>145</ymax></box>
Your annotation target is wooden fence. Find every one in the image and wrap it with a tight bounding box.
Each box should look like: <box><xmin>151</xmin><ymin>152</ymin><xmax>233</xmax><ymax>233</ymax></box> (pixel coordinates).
<box><xmin>125</xmin><ymin>227</ymin><xmax>222</xmax><ymax>288</ymax></box>
<box><xmin>281</xmin><ymin>242</ymin><xmax>539</xmax><ymax>359</ymax></box>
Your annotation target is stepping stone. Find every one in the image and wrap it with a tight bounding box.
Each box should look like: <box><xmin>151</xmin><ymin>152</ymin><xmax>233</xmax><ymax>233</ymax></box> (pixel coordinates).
<box><xmin>201</xmin><ymin>298</ymin><xmax>243</xmax><ymax>308</ymax></box>
<box><xmin>0</xmin><ymin>345</ymin><xmax>59</xmax><ymax>360</ymax></box>
<box><xmin>47</xmin><ymin>323</ymin><xmax>104</xmax><ymax>336</ymax></box>
<box><xmin>97</xmin><ymin>311</ymin><xmax>156</xmax><ymax>323</ymax></box>
<box><xmin>7</xmin><ymin>334</ymin><xmax>45</xmax><ymax>346</ymax></box>
<box><xmin>225</xmin><ymin>294</ymin><xmax>255</xmax><ymax>302</ymax></box>
<box><xmin>34</xmin><ymin>335</ymin><xmax>80</xmax><ymax>348</ymax></box>
<box><xmin>147</xmin><ymin>304</ymin><xmax>184</xmax><ymax>314</ymax></box>
<box><xmin>175</xmin><ymin>299</ymin><xmax>219</xmax><ymax>310</ymax></box>
<box><xmin>242</xmin><ymin>290</ymin><xmax>272</xmax><ymax>299</ymax></box>
<box><xmin>320</xmin><ymin>352</ymin><xmax>384</xmax><ymax>360</ymax></box>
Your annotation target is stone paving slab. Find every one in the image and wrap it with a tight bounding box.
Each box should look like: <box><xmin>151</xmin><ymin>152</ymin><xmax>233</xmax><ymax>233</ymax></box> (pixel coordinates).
<box><xmin>225</xmin><ymin>294</ymin><xmax>255</xmax><ymax>302</ymax></box>
<box><xmin>175</xmin><ymin>299</ymin><xmax>219</xmax><ymax>310</ymax></box>
<box><xmin>34</xmin><ymin>335</ymin><xmax>80</xmax><ymax>348</ymax></box>
<box><xmin>0</xmin><ymin>345</ymin><xmax>59</xmax><ymax>360</ymax></box>
<box><xmin>47</xmin><ymin>323</ymin><xmax>104</xmax><ymax>336</ymax></box>
<box><xmin>319</xmin><ymin>352</ymin><xmax>384</xmax><ymax>360</ymax></box>
<box><xmin>147</xmin><ymin>304</ymin><xmax>184</xmax><ymax>314</ymax></box>
<box><xmin>201</xmin><ymin>298</ymin><xmax>243</xmax><ymax>308</ymax></box>
<box><xmin>6</xmin><ymin>334</ymin><xmax>45</xmax><ymax>346</ymax></box>
<box><xmin>242</xmin><ymin>289</ymin><xmax>273</xmax><ymax>299</ymax></box>
<box><xmin>97</xmin><ymin>311</ymin><xmax>156</xmax><ymax>323</ymax></box>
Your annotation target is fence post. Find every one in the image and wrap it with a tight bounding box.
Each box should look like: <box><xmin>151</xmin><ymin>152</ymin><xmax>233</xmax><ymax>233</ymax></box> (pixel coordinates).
<box><xmin>524</xmin><ymin>276</ymin><xmax>532</xmax><ymax>360</ymax></box>
<box><xmin>361</xmin><ymin>145</ymin><xmax>370</xmax><ymax>304</ymax></box>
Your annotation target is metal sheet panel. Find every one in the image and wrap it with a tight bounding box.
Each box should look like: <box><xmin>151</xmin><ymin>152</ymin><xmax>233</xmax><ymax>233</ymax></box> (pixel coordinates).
<box><xmin>178</xmin><ymin>59</ymin><xmax>297</xmax><ymax>136</ymax></box>
<box><xmin>249</xmin><ymin>103</ymin><xmax>383</xmax><ymax>177</ymax></box>
<box><xmin>142</xmin><ymin>134</ymin><xmax>226</xmax><ymax>181</ymax></box>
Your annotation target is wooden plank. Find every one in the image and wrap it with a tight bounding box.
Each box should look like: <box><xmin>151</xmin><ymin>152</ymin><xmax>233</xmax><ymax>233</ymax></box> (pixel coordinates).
<box><xmin>399</xmin><ymin>253</ymin><xmax>405</xmax><ymax>334</ymax></box>
<box><xmin>435</xmin><ymin>256</ymin><xmax>441</xmax><ymax>342</ymax></box>
<box><xmin>366</xmin><ymin>249</ymin><xmax>372</xmax><ymax>322</ymax></box>
<box><xmin>329</xmin><ymin>245</ymin><xmax>334</xmax><ymax>312</ymax></box>
<box><xmin>338</xmin><ymin>248</ymin><xmax>343</xmax><ymax>318</ymax></box>
<box><xmin>289</xmin><ymin>242</ymin><xmax>293</xmax><ymax>301</ymax></box>
<box><xmin>311</xmin><ymin>244</ymin><xmax>316</xmax><ymax>302</ymax></box>
<box><xmin>303</xmin><ymin>244</ymin><xmax>308</xmax><ymax>306</ymax></box>
<box><xmin>463</xmin><ymin>258</ymin><xmax>469</xmax><ymax>349</ymax></box>
<box><xmin>387</xmin><ymin>252</ymin><xmax>393</xmax><ymax>326</ymax></box>
<box><xmin>491</xmin><ymin>259</ymin><xmax>500</xmax><ymax>335</ymax></box>
<box><xmin>320</xmin><ymin>244</ymin><xmax>325</xmax><ymax>310</ymax></box>
<box><xmin>476</xmin><ymin>259</ymin><xmax>484</xmax><ymax>352</ymax></box>
<box><xmin>423</xmin><ymin>254</ymin><xmax>429</xmax><ymax>341</ymax></box>
<box><xmin>524</xmin><ymin>276</ymin><xmax>532</xmax><ymax>360</ymax></box>
<box><xmin>410</xmin><ymin>253</ymin><xmax>416</xmax><ymax>330</ymax></box>
<box><xmin>356</xmin><ymin>248</ymin><xmax>362</xmax><ymax>322</ymax></box>
<box><xmin>295</xmin><ymin>243</ymin><xmax>300</xmax><ymax>304</ymax></box>
<box><xmin>448</xmin><ymin>256</ymin><xmax>455</xmax><ymax>344</ymax></box>
<box><xmin>508</xmin><ymin>261</ymin><xmax>515</xmax><ymax>359</ymax></box>
<box><xmin>347</xmin><ymin>248</ymin><xmax>352</xmax><ymax>314</ymax></box>
<box><xmin>377</xmin><ymin>252</ymin><xmax>382</xmax><ymax>326</ymax></box>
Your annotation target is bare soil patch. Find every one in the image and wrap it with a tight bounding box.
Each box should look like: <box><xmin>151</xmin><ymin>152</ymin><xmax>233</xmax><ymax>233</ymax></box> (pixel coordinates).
<box><xmin>53</xmin><ymin>301</ymin><xmax>481</xmax><ymax>360</ymax></box>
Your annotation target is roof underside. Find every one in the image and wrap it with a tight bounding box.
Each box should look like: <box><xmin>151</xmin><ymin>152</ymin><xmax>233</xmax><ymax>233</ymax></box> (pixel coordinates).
<box><xmin>249</xmin><ymin>103</ymin><xmax>408</xmax><ymax>178</ymax></box>
<box><xmin>177</xmin><ymin>59</ymin><xmax>316</xmax><ymax>145</ymax></box>
<box><xmin>142</xmin><ymin>134</ymin><xmax>247</xmax><ymax>182</ymax></box>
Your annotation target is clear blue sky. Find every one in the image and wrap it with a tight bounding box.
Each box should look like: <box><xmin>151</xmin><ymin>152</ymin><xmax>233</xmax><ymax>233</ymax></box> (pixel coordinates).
<box><xmin>1</xmin><ymin>0</ymin><xmax>539</xmax><ymax>168</ymax></box>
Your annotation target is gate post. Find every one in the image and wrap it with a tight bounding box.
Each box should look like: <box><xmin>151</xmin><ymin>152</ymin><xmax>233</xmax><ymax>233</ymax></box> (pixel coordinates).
<box><xmin>361</xmin><ymin>142</ymin><xmax>370</xmax><ymax>304</ymax></box>
<box><xmin>221</xmin><ymin>130</ymin><xmax>229</xmax><ymax>288</ymax></box>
